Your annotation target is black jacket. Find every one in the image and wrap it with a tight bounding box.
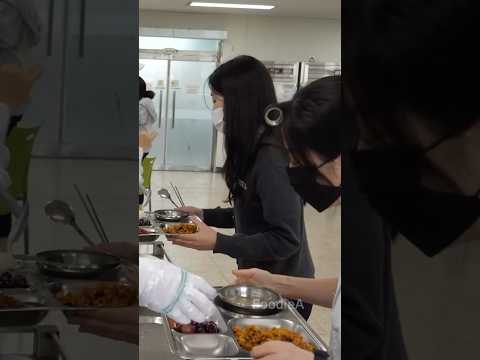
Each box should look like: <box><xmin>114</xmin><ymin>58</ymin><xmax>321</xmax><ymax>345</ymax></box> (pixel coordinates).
<box><xmin>342</xmin><ymin>153</ymin><xmax>408</xmax><ymax>359</ymax></box>
<box><xmin>204</xmin><ymin>139</ymin><xmax>315</xmax><ymax>279</ymax></box>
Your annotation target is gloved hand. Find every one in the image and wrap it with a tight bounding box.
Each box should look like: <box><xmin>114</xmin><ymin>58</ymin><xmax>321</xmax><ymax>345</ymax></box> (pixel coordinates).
<box><xmin>139</xmin><ymin>255</ymin><xmax>217</xmax><ymax>324</ymax></box>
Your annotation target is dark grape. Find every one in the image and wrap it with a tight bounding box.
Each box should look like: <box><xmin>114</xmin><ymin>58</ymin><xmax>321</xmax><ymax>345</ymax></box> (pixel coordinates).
<box><xmin>170</xmin><ymin>320</ymin><xmax>219</xmax><ymax>334</ymax></box>
<box><xmin>205</xmin><ymin>321</ymin><xmax>219</xmax><ymax>334</ymax></box>
<box><xmin>0</xmin><ymin>272</ymin><xmax>28</xmax><ymax>288</ymax></box>
<box><xmin>195</xmin><ymin>323</ymin><xmax>206</xmax><ymax>333</ymax></box>
<box><xmin>138</xmin><ymin>218</ymin><xmax>151</xmax><ymax>226</ymax></box>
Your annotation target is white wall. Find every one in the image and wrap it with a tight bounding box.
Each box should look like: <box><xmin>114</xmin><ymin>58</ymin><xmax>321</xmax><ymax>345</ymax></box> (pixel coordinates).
<box><xmin>140</xmin><ymin>11</ymin><xmax>341</xmax><ymax>63</ymax></box>
<box><xmin>140</xmin><ymin>10</ymin><xmax>341</xmax><ymax>168</ymax></box>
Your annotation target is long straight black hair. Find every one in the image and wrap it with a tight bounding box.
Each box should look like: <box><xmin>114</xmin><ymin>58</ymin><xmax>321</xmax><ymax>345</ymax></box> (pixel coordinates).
<box><xmin>209</xmin><ymin>55</ymin><xmax>277</xmax><ymax>203</ymax></box>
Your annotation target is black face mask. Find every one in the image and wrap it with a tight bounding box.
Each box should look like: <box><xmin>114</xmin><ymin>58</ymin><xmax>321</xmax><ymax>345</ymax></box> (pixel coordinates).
<box><xmin>287</xmin><ymin>166</ymin><xmax>341</xmax><ymax>213</ymax></box>
<box><xmin>351</xmin><ymin>146</ymin><xmax>480</xmax><ymax>257</ymax></box>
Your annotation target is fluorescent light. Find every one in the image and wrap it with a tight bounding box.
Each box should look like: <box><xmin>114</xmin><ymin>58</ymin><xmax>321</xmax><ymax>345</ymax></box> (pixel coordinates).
<box><xmin>189</xmin><ymin>2</ymin><xmax>275</xmax><ymax>10</ymax></box>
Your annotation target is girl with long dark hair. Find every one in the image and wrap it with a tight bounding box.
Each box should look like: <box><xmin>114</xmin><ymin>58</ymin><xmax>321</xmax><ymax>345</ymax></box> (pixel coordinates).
<box><xmin>169</xmin><ymin>55</ymin><xmax>316</xmax><ymax>320</ymax></box>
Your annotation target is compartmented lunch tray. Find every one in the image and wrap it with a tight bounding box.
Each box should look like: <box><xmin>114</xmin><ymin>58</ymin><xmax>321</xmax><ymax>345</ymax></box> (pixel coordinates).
<box><xmin>160</xmin><ymin>298</ymin><xmax>328</xmax><ymax>359</ymax></box>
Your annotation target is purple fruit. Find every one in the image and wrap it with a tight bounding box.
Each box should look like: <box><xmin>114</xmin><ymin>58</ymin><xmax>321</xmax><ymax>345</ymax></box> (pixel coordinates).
<box><xmin>195</xmin><ymin>323</ymin><xmax>206</xmax><ymax>333</ymax></box>
<box><xmin>205</xmin><ymin>321</ymin><xmax>219</xmax><ymax>334</ymax></box>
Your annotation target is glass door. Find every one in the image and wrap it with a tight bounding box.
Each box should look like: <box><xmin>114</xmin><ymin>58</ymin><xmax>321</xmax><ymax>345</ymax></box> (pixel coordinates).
<box><xmin>164</xmin><ymin>60</ymin><xmax>216</xmax><ymax>171</ymax></box>
<box><xmin>139</xmin><ymin>58</ymin><xmax>169</xmax><ymax>169</ymax></box>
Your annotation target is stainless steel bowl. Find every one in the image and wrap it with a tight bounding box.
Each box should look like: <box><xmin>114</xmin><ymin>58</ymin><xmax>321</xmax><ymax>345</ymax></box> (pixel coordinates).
<box><xmin>36</xmin><ymin>250</ymin><xmax>120</xmax><ymax>278</ymax></box>
<box><xmin>154</xmin><ymin>209</ymin><xmax>189</xmax><ymax>222</ymax></box>
<box><xmin>216</xmin><ymin>285</ymin><xmax>283</xmax><ymax>312</ymax></box>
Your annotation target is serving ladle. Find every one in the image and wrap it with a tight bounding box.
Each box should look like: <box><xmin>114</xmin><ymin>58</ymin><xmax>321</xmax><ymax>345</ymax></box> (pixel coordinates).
<box><xmin>44</xmin><ymin>200</ymin><xmax>96</xmax><ymax>247</ymax></box>
<box><xmin>158</xmin><ymin>189</ymin><xmax>179</xmax><ymax>208</ymax></box>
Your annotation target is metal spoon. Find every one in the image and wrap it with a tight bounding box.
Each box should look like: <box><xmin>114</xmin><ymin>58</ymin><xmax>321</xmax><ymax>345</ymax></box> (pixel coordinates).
<box><xmin>157</xmin><ymin>189</ymin><xmax>179</xmax><ymax>208</ymax></box>
<box><xmin>44</xmin><ymin>200</ymin><xmax>96</xmax><ymax>247</ymax></box>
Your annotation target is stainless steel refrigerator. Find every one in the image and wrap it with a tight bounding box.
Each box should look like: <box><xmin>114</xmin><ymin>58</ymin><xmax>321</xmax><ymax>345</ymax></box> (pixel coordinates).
<box><xmin>300</xmin><ymin>61</ymin><xmax>341</xmax><ymax>87</ymax></box>
<box><xmin>263</xmin><ymin>61</ymin><xmax>301</xmax><ymax>102</ymax></box>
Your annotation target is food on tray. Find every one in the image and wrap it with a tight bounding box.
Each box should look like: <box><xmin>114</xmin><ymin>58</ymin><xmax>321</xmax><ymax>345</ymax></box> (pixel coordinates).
<box><xmin>233</xmin><ymin>325</ymin><xmax>315</xmax><ymax>352</ymax></box>
<box><xmin>0</xmin><ymin>294</ymin><xmax>23</xmax><ymax>308</ymax></box>
<box><xmin>0</xmin><ymin>271</ymin><xmax>28</xmax><ymax>288</ymax></box>
<box><xmin>138</xmin><ymin>218</ymin><xmax>151</xmax><ymax>226</ymax></box>
<box><xmin>162</xmin><ymin>223</ymin><xmax>197</xmax><ymax>234</ymax></box>
<box><xmin>55</xmin><ymin>283</ymin><xmax>138</xmax><ymax>307</ymax></box>
<box><xmin>168</xmin><ymin>318</ymin><xmax>219</xmax><ymax>334</ymax></box>
<box><xmin>138</xmin><ymin>227</ymin><xmax>154</xmax><ymax>235</ymax></box>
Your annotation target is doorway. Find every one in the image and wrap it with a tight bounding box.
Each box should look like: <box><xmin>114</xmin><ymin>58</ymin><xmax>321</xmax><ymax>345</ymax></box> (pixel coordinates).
<box><xmin>139</xmin><ymin>35</ymin><xmax>221</xmax><ymax>171</ymax></box>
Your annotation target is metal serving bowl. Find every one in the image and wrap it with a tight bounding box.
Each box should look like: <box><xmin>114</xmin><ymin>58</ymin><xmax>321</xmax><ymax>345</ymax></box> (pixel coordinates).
<box><xmin>154</xmin><ymin>209</ymin><xmax>189</xmax><ymax>222</ymax></box>
<box><xmin>36</xmin><ymin>250</ymin><xmax>120</xmax><ymax>279</ymax></box>
<box><xmin>215</xmin><ymin>285</ymin><xmax>284</xmax><ymax>315</ymax></box>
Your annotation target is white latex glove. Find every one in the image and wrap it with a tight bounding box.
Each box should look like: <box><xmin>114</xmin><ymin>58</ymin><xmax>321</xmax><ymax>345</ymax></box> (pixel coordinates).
<box><xmin>139</xmin><ymin>255</ymin><xmax>217</xmax><ymax>324</ymax></box>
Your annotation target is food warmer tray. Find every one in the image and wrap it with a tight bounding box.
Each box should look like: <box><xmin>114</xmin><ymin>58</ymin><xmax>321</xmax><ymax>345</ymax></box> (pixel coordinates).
<box><xmin>1</xmin><ymin>257</ymin><xmax>137</xmax><ymax>324</ymax></box>
<box><xmin>160</xmin><ymin>298</ymin><xmax>328</xmax><ymax>360</ymax></box>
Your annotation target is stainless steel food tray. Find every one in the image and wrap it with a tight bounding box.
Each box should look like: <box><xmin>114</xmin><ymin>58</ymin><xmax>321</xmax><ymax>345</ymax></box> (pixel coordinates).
<box><xmin>160</xmin><ymin>297</ymin><xmax>328</xmax><ymax>359</ymax></box>
<box><xmin>142</xmin><ymin>212</ymin><xmax>197</xmax><ymax>235</ymax></box>
<box><xmin>138</xmin><ymin>226</ymin><xmax>161</xmax><ymax>243</ymax></box>
<box><xmin>46</xmin><ymin>280</ymin><xmax>138</xmax><ymax>312</ymax></box>
<box><xmin>0</xmin><ymin>289</ymin><xmax>49</xmax><ymax>326</ymax></box>
<box><xmin>1</xmin><ymin>257</ymin><xmax>137</xmax><ymax>314</ymax></box>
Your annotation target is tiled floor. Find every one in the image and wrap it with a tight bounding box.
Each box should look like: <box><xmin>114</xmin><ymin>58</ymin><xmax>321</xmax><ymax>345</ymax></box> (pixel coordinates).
<box><xmin>151</xmin><ymin>170</ymin><xmax>341</xmax><ymax>343</ymax></box>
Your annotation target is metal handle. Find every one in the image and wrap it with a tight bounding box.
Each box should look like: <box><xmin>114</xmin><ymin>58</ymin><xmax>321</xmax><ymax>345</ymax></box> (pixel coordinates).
<box><xmin>158</xmin><ymin>90</ymin><xmax>163</xmax><ymax>128</ymax></box>
<box><xmin>46</xmin><ymin>0</ymin><xmax>55</xmax><ymax>56</ymax></box>
<box><xmin>171</xmin><ymin>91</ymin><xmax>176</xmax><ymax>129</ymax></box>
<box><xmin>78</xmin><ymin>0</ymin><xmax>86</xmax><ymax>58</ymax></box>
<box><xmin>168</xmin><ymin>198</ymin><xmax>179</xmax><ymax>208</ymax></box>
<box><xmin>162</xmin><ymin>314</ymin><xmax>178</xmax><ymax>354</ymax></box>
<box><xmin>71</xmin><ymin>222</ymin><xmax>96</xmax><ymax>247</ymax></box>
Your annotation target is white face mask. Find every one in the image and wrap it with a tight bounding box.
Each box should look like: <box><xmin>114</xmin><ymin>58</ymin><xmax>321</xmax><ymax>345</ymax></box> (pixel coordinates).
<box><xmin>212</xmin><ymin>107</ymin><xmax>224</xmax><ymax>132</ymax></box>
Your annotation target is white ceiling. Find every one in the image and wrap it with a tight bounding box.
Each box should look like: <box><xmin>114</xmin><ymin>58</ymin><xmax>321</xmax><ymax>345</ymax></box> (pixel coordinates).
<box><xmin>139</xmin><ymin>0</ymin><xmax>340</xmax><ymax>19</ymax></box>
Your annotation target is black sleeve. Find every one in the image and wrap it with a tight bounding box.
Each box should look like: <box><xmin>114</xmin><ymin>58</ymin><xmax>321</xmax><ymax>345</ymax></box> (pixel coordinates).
<box><xmin>203</xmin><ymin>207</ymin><xmax>235</xmax><ymax>228</ymax></box>
<box><xmin>342</xmin><ymin>155</ymin><xmax>390</xmax><ymax>359</ymax></box>
<box><xmin>214</xmin><ymin>163</ymin><xmax>303</xmax><ymax>261</ymax></box>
